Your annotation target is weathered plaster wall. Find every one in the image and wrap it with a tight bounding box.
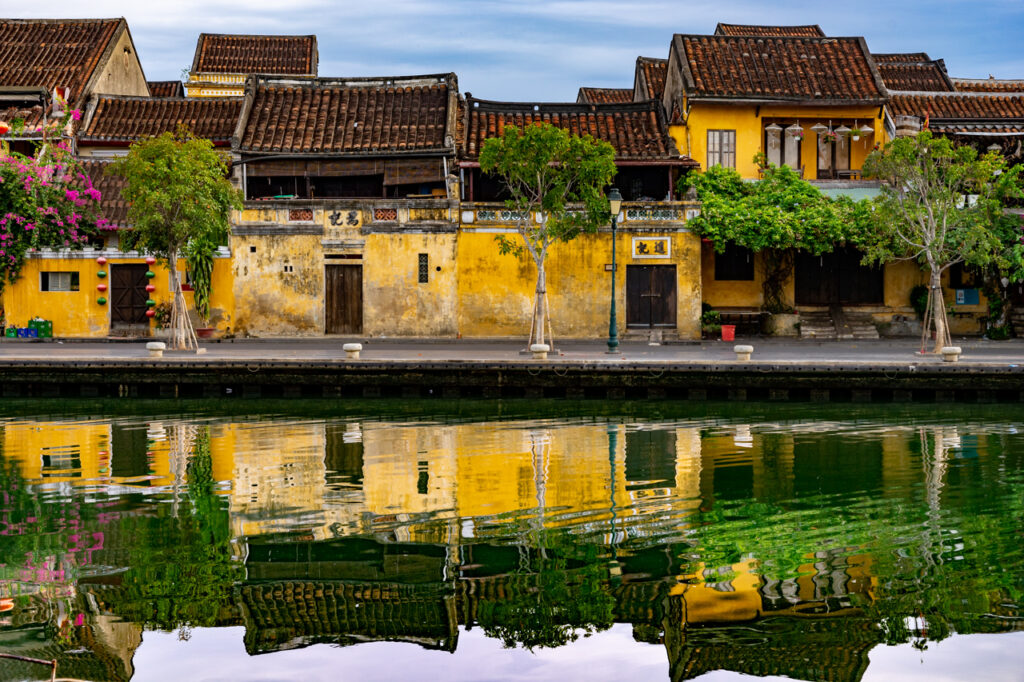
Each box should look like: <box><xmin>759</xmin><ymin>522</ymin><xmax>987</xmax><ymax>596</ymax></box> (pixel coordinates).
<box><xmin>232</xmin><ymin>233</ymin><xmax>324</xmax><ymax>336</ymax></box>
<box><xmin>670</xmin><ymin>104</ymin><xmax>886</xmax><ymax>179</ymax></box>
<box><xmin>89</xmin><ymin>29</ymin><xmax>150</xmax><ymax>97</ymax></box>
<box><xmin>363</xmin><ymin>232</ymin><xmax>458</xmax><ymax>337</ymax></box>
<box><xmin>456</xmin><ymin>227</ymin><xmax>701</xmax><ymax>339</ymax></box>
<box><xmin>2</xmin><ymin>254</ymin><xmax>233</xmax><ymax>338</ymax></box>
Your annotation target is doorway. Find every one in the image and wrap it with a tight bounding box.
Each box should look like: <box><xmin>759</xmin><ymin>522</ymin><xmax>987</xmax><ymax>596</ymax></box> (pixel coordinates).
<box><xmin>110</xmin><ymin>264</ymin><xmax>150</xmax><ymax>333</ymax></box>
<box><xmin>325</xmin><ymin>264</ymin><xmax>363</xmax><ymax>334</ymax></box>
<box><xmin>626</xmin><ymin>265</ymin><xmax>677</xmax><ymax>327</ymax></box>
<box><xmin>794</xmin><ymin>247</ymin><xmax>883</xmax><ymax>305</ymax></box>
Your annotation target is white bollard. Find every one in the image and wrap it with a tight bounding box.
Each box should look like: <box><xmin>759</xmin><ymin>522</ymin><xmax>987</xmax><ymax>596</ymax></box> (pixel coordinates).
<box><xmin>733</xmin><ymin>344</ymin><xmax>754</xmax><ymax>361</ymax></box>
<box><xmin>146</xmin><ymin>341</ymin><xmax>166</xmax><ymax>358</ymax></box>
<box><xmin>343</xmin><ymin>343</ymin><xmax>362</xmax><ymax>359</ymax></box>
<box><xmin>941</xmin><ymin>346</ymin><xmax>962</xmax><ymax>363</ymax></box>
<box><xmin>530</xmin><ymin>343</ymin><xmax>550</xmax><ymax>360</ymax></box>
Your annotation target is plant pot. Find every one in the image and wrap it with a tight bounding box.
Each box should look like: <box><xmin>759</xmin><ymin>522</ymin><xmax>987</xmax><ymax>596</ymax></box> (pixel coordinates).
<box><xmin>720</xmin><ymin>325</ymin><xmax>736</xmax><ymax>342</ymax></box>
<box><xmin>195</xmin><ymin>327</ymin><xmax>216</xmax><ymax>339</ymax></box>
<box><xmin>764</xmin><ymin>313</ymin><xmax>799</xmax><ymax>337</ymax></box>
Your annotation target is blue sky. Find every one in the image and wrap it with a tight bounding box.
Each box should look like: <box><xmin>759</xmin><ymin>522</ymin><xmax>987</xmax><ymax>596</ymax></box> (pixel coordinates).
<box><xmin>10</xmin><ymin>1</ymin><xmax>1024</xmax><ymax>101</ymax></box>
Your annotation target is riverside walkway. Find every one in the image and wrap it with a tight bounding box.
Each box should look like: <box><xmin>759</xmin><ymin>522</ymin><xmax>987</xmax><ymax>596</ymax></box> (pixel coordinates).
<box><xmin>0</xmin><ymin>337</ymin><xmax>1021</xmax><ymax>401</ymax></box>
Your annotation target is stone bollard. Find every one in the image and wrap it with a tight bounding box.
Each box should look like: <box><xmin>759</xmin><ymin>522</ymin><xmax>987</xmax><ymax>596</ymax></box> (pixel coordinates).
<box><xmin>530</xmin><ymin>343</ymin><xmax>550</xmax><ymax>360</ymax></box>
<box><xmin>343</xmin><ymin>343</ymin><xmax>362</xmax><ymax>359</ymax></box>
<box><xmin>733</xmin><ymin>344</ymin><xmax>754</xmax><ymax>361</ymax></box>
<box><xmin>146</xmin><ymin>341</ymin><xmax>166</xmax><ymax>358</ymax></box>
<box><xmin>941</xmin><ymin>346</ymin><xmax>962</xmax><ymax>363</ymax></box>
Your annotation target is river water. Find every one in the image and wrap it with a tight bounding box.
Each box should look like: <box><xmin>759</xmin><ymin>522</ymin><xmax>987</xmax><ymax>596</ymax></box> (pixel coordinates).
<box><xmin>0</xmin><ymin>400</ymin><xmax>1021</xmax><ymax>681</ymax></box>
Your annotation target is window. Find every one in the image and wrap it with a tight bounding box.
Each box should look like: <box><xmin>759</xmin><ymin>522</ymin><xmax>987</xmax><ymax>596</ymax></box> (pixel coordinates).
<box><xmin>707</xmin><ymin>130</ymin><xmax>736</xmax><ymax>169</ymax></box>
<box><xmin>418</xmin><ymin>253</ymin><xmax>429</xmax><ymax>283</ymax></box>
<box><xmin>714</xmin><ymin>243</ymin><xmax>754</xmax><ymax>281</ymax></box>
<box><xmin>40</xmin><ymin>271</ymin><xmax>79</xmax><ymax>291</ymax></box>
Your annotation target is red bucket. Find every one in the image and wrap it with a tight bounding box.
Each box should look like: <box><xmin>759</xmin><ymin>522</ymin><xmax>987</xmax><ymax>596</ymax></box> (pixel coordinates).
<box><xmin>721</xmin><ymin>325</ymin><xmax>736</xmax><ymax>342</ymax></box>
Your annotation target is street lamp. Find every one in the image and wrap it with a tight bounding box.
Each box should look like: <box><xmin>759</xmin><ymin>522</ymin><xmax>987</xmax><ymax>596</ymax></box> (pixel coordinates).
<box><xmin>607</xmin><ymin>188</ymin><xmax>623</xmax><ymax>353</ymax></box>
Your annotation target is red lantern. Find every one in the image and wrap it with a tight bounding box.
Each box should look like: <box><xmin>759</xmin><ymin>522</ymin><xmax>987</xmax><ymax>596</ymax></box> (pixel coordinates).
<box><xmin>145</xmin><ymin>284</ymin><xmax>156</xmax><ymax>293</ymax></box>
<box><xmin>145</xmin><ymin>257</ymin><xmax>156</xmax><ymax>266</ymax></box>
<box><xmin>0</xmin><ymin>121</ymin><xmax>9</xmax><ymax>136</ymax></box>
<box><xmin>95</xmin><ymin>256</ymin><xmax>107</xmax><ymax>266</ymax></box>
<box><xmin>96</xmin><ymin>284</ymin><xmax>107</xmax><ymax>292</ymax></box>
<box><xmin>145</xmin><ymin>309</ymin><xmax>156</xmax><ymax>318</ymax></box>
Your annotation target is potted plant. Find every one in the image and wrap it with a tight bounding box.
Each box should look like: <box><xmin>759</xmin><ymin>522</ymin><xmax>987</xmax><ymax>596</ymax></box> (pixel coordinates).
<box><xmin>185</xmin><ymin>236</ymin><xmax>218</xmax><ymax>339</ymax></box>
<box><xmin>701</xmin><ymin>306</ymin><xmax>722</xmax><ymax>339</ymax></box>
<box><xmin>822</xmin><ymin>130</ymin><xmax>840</xmax><ymax>143</ymax></box>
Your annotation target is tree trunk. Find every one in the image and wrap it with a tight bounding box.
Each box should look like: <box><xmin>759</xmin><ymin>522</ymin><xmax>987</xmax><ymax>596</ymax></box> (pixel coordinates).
<box><xmin>532</xmin><ymin>263</ymin><xmax>547</xmax><ymax>346</ymax></box>
<box><xmin>167</xmin><ymin>247</ymin><xmax>198</xmax><ymax>351</ymax></box>
<box><xmin>929</xmin><ymin>268</ymin><xmax>948</xmax><ymax>354</ymax></box>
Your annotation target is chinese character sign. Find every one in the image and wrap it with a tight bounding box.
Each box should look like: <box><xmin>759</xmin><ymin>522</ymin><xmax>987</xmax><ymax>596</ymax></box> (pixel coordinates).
<box><xmin>632</xmin><ymin>237</ymin><xmax>671</xmax><ymax>259</ymax></box>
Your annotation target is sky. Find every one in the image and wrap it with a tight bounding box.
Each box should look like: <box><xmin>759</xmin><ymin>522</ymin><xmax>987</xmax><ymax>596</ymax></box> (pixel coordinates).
<box><xmin>6</xmin><ymin>1</ymin><xmax>1024</xmax><ymax>101</ymax></box>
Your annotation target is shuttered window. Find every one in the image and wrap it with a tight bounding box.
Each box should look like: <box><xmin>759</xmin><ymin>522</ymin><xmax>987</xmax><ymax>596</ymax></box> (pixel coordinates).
<box><xmin>707</xmin><ymin>130</ymin><xmax>736</xmax><ymax>169</ymax></box>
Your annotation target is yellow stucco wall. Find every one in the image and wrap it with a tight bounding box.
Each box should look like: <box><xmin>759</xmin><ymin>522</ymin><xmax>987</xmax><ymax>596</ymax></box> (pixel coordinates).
<box><xmin>363</xmin><ymin>232</ymin><xmax>458</xmax><ymax>337</ymax></box>
<box><xmin>2</xmin><ymin>254</ymin><xmax>233</xmax><ymax>338</ymax></box>
<box><xmin>232</xmin><ymin>234</ymin><xmax>325</xmax><ymax>336</ymax></box>
<box><xmin>671</xmin><ymin>103</ymin><xmax>886</xmax><ymax>179</ymax></box>
<box><xmin>456</xmin><ymin>227</ymin><xmax>702</xmax><ymax>339</ymax></box>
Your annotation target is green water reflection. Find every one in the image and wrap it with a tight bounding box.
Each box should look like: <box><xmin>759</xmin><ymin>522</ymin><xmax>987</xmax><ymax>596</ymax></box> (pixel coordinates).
<box><xmin>0</xmin><ymin>401</ymin><xmax>1021</xmax><ymax>681</ymax></box>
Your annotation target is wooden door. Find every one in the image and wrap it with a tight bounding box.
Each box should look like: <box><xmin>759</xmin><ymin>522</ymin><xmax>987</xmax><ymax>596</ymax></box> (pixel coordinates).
<box><xmin>325</xmin><ymin>264</ymin><xmax>362</xmax><ymax>334</ymax></box>
<box><xmin>626</xmin><ymin>265</ymin><xmax>677</xmax><ymax>328</ymax></box>
<box><xmin>795</xmin><ymin>248</ymin><xmax>882</xmax><ymax>305</ymax></box>
<box><xmin>110</xmin><ymin>264</ymin><xmax>149</xmax><ymax>329</ymax></box>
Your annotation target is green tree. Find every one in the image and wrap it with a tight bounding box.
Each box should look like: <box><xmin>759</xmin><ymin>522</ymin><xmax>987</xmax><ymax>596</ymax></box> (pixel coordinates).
<box><xmin>479</xmin><ymin>124</ymin><xmax>617</xmax><ymax>346</ymax></box>
<box><xmin>861</xmin><ymin>132</ymin><xmax>1022</xmax><ymax>351</ymax></box>
<box><xmin>686</xmin><ymin>164</ymin><xmax>857</xmax><ymax>313</ymax></box>
<box><xmin>111</xmin><ymin>127</ymin><xmax>240</xmax><ymax>349</ymax></box>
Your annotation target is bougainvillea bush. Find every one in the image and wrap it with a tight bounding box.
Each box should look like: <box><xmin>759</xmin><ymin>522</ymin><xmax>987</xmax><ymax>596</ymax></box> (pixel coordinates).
<box><xmin>0</xmin><ymin>114</ymin><xmax>103</xmax><ymax>291</ymax></box>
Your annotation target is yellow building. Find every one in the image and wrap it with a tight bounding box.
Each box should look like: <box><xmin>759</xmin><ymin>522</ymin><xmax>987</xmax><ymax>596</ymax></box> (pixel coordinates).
<box><xmin>184</xmin><ymin>33</ymin><xmax>317</xmax><ymax>98</ymax></box>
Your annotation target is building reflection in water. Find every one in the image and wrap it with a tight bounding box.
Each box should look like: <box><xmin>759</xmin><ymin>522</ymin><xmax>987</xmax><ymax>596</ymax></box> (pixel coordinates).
<box><xmin>0</xmin><ymin>414</ymin><xmax>1021</xmax><ymax>681</ymax></box>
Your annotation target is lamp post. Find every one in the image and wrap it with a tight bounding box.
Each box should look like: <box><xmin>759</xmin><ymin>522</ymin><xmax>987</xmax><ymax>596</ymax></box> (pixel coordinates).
<box><xmin>607</xmin><ymin>188</ymin><xmax>623</xmax><ymax>353</ymax></box>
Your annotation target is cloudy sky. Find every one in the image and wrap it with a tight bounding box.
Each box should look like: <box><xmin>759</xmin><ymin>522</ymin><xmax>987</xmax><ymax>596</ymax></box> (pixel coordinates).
<box><xmin>8</xmin><ymin>1</ymin><xmax>1024</xmax><ymax>101</ymax></box>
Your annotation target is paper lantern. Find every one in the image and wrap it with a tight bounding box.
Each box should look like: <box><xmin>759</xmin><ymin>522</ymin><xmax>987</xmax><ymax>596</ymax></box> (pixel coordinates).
<box><xmin>96</xmin><ymin>284</ymin><xmax>107</xmax><ymax>292</ymax></box>
<box><xmin>145</xmin><ymin>309</ymin><xmax>156</xmax><ymax>318</ymax></box>
<box><xmin>146</xmin><ymin>284</ymin><xmax>156</xmax><ymax>293</ymax></box>
<box><xmin>95</xmin><ymin>256</ymin><xmax>107</xmax><ymax>265</ymax></box>
<box><xmin>146</xmin><ymin>299</ymin><xmax>155</xmax><ymax>307</ymax></box>
<box><xmin>145</xmin><ymin>270</ymin><xmax>155</xmax><ymax>279</ymax></box>
<box><xmin>96</xmin><ymin>270</ymin><xmax>107</xmax><ymax>278</ymax></box>
<box><xmin>97</xmin><ymin>297</ymin><xmax>107</xmax><ymax>305</ymax></box>
<box><xmin>145</xmin><ymin>257</ymin><xmax>156</xmax><ymax>265</ymax></box>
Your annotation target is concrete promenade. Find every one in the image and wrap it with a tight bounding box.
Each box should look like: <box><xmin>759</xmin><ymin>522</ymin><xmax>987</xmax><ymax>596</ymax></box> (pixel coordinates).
<box><xmin>0</xmin><ymin>336</ymin><xmax>1021</xmax><ymax>401</ymax></box>
<box><xmin>0</xmin><ymin>336</ymin><xmax>1022</xmax><ymax>366</ymax></box>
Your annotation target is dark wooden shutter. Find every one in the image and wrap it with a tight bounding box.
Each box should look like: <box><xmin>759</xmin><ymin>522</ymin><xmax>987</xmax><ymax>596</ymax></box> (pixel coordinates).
<box><xmin>110</xmin><ymin>264</ymin><xmax>149</xmax><ymax>327</ymax></box>
<box><xmin>325</xmin><ymin>264</ymin><xmax>363</xmax><ymax>334</ymax></box>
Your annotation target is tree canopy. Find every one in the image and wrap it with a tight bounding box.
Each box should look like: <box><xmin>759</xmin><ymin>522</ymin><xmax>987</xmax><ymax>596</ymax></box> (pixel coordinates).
<box><xmin>479</xmin><ymin>123</ymin><xmax>617</xmax><ymax>345</ymax></box>
<box><xmin>686</xmin><ymin>164</ymin><xmax>860</xmax><ymax>312</ymax></box>
<box><xmin>111</xmin><ymin>127</ymin><xmax>241</xmax><ymax>348</ymax></box>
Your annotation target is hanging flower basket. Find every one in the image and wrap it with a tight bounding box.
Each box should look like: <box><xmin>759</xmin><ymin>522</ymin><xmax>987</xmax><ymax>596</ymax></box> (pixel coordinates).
<box><xmin>822</xmin><ymin>131</ymin><xmax>840</xmax><ymax>143</ymax></box>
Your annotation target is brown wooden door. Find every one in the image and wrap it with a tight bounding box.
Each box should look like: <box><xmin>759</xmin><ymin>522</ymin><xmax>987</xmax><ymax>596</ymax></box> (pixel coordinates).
<box><xmin>626</xmin><ymin>265</ymin><xmax>677</xmax><ymax>327</ymax></box>
<box><xmin>795</xmin><ymin>247</ymin><xmax>882</xmax><ymax>305</ymax></box>
<box><xmin>325</xmin><ymin>264</ymin><xmax>362</xmax><ymax>334</ymax></box>
<box><xmin>110</xmin><ymin>264</ymin><xmax>149</xmax><ymax>329</ymax></box>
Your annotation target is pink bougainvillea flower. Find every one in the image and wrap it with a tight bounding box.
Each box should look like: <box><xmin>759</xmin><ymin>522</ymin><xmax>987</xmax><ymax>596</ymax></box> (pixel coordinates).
<box><xmin>71</xmin><ymin>110</ymin><xmax>82</xmax><ymax>122</ymax></box>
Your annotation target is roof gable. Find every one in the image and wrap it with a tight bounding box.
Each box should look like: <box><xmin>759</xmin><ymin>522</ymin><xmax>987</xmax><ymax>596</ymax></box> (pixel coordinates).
<box><xmin>872</xmin><ymin>52</ymin><xmax>931</xmax><ymax>64</ymax></box>
<box><xmin>877</xmin><ymin>62</ymin><xmax>953</xmax><ymax>92</ymax></box>
<box><xmin>953</xmin><ymin>78</ymin><xmax>1024</xmax><ymax>94</ymax></box>
<box><xmin>147</xmin><ymin>80</ymin><xmax>184</xmax><ymax>97</ymax></box>
<box><xmin>889</xmin><ymin>92</ymin><xmax>1024</xmax><ymax>121</ymax></box>
<box><xmin>634</xmin><ymin>56</ymin><xmax>667</xmax><ymax>101</ymax></box>
<box><xmin>191</xmin><ymin>33</ymin><xmax>318</xmax><ymax>76</ymax></box>
<box><xmin>80</xmin><ymin>96</ymin><xmax>243</xmax><ymax>144</ymax></box>
<box><xmin>461</xmin><ymin>97</ymin><xmax>692</xmax><ymax>163</ymax></box>
<box><xmin>236</xmin><ymin>74</ymin><xmax>456</xmax><ymax>155</ymax></box>
<box><xmin>714</xmin><ymin>23</ymin><xmax>825</xmax><ymax>37</ymax></box>
<box><xmin>577</xmin><ymin>87</ymin><xmax>633</xmax><ymax>104</ymax></box>
<box><xmin>672</xmin><ymin>34</ymin><xmax>887</xmax><ymax>104</ymax></box>
<box><xmin>0</xmin><ymin>18</ymin><xmax>123</xmax><ymax>102</ymax></box>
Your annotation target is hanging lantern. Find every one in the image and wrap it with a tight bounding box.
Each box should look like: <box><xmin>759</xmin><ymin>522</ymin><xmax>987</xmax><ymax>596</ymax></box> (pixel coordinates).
<box><xmin>145</xmin><ymin>284</ymin><xmax>156</xmax><ymax>293</ymax></box>
<box><xmin>95</xmin><ymin>256</ymin><xmax>107</xmax><ymax>266</ymax></box>
<box><xmin>145</xmin><ymin>309</ymin><xmax>156</xmax><ymax>318</ymax></box>
<box><xmin>97</xmin><ymin>296</ymin><xmax>107</xmax><ymax>305</ymax></box>
<box><xmin>146</xmin><ymin>298</ymin><xmax>156</xmax><ymax>307</ymax></box>
<box><xmin>765</xmin><ymin>123</ymin><xmax>783</xmax><ymax>150</ymax></box>
<box><xmin>145</xmin><ymin>257</ymin><xmax>156</xmax><ymax>266</ymax></box>
<box><xmin>810</xmin><ymin>122</ymin><xmax>828</xmax><ymax>134</ymax></box>
<box><xmin>835</xmin><ymin>125</ymin><xmax>852</xmax><ymax>137</ymax></box>
<box><xmin>96</xmin><ymin>284</ymin><xmax>107</xmax><ymax>292</ymax></box>
<box><xmin>0</xmin><ymin>121</ymin><xmax>9</xmax><ymax>136</ymax></box>
<box><xmin>96</xmin><ymin>270</ymin><xmax>107</xmax><ymax>279</ymax></box>
<box><xmin>858</xmin><ymin>122</ymin><xmax>873</xmax><ymax>136</ymax></box>
<box><xmin>145</xmin><ymin>270</ymin><xmax>155</xmax><ymax>279</ymax></box>
<box><xmin>785</xmin><ymin>123</ymin><xmax>804</xmax><ymax>140</ymax></box>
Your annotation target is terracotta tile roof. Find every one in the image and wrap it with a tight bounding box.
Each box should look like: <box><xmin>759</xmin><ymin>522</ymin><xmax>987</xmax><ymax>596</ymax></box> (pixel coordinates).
<box><xmin>930</xmin><ymin>122</ymin><xmax>1024</xmax><ymax>134</ymax></box>
<box><xmin>673</xmin><ymin>34</ymin><xmax>887</xmax><ymax>103</ymax></box>
<box><xmin>714</xmin><ymin>23</ymin><xmax>825</xmax><ymax>37</ymax></box>
<box><xmin>81</xmin><ymin>160</ymin><xmax>130</xmax><ymax>228</ymax></box>
<box><xmin>0</xmin><ymin>89</ymin><xmax>48</xmax><ymax>131</ymax></box>
<box><xmin>635</xmin><ymin>57</ymin><xmax>667</xmax><ymax>100</ymax></box>
<box><xmin>191</xmin><ymin>33</ymin><xmax>317</xmax><ymax>76</ymax></box>
<box><xmin>146</xmin><ymin>80</ymin><xmax>183</xmax><ymax>97</ymax></box>
<box><xmin>461</xmin><ymin>97</ymin><xmax>695</xmax><ymax>163</ymax></box>
<box><xmin>872</xmin><ymin>52</ymin><xmax>931</xmax><ymax>63</ymax></box>
<box><xmin>889</xmin><ymin>92</ymin><xmax>1024</xmax><ymax>120</ymax></box>
<box><xmin>954</xmin><ymin>78</ymin><xmax>1024</xmax><ymax>93</ymax></box>
<box><xmin>577</xmin><ymin>87</ymin><xmax>633</xmax><ymax>104</ymax></box>
<box><xmin>878</xmin><ymin>62</ymin><xmax>953</xmax><ymax>92</ymax></box>
<box><xmin>0</xmin><ymin>19</ymin><xmax>123</xmax><ymax>102</ymax></box>
<box><xmin>80</xmin><ymin>96</ymin><xmax>242</xmax><ymax>144</ymax></box>
<box><xmin>237</xmin><ymin>74</ymin><xmax>456</xmax><ymax>155</ymax></box>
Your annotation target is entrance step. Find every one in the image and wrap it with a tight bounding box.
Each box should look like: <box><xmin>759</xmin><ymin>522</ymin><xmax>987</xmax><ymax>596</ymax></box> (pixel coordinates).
<box><xmin>622</xmin><ymin>329</ymin><xmax>679</xmax><ymax>343</ymax></box>
<box><xmin>799</xmin><ymin>311</ymin><xmax>836</xmax><ymax>339</ymax></box>
<box><xmin>1010</xmin><ymin>308</ymin><xmax>1024</xmax><ymax>337</ymax></box>
<box><xmin>844</xmin><ymin>311</ymin><xmax>880</xmax><ymax>339</ymax></box>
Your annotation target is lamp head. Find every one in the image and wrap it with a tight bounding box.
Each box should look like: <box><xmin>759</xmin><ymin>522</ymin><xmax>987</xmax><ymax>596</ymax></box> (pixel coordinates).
<box><xmin>608</xmin><ymin>187</ymin><xmax>623</xmax><ymax>215</ymax></box>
